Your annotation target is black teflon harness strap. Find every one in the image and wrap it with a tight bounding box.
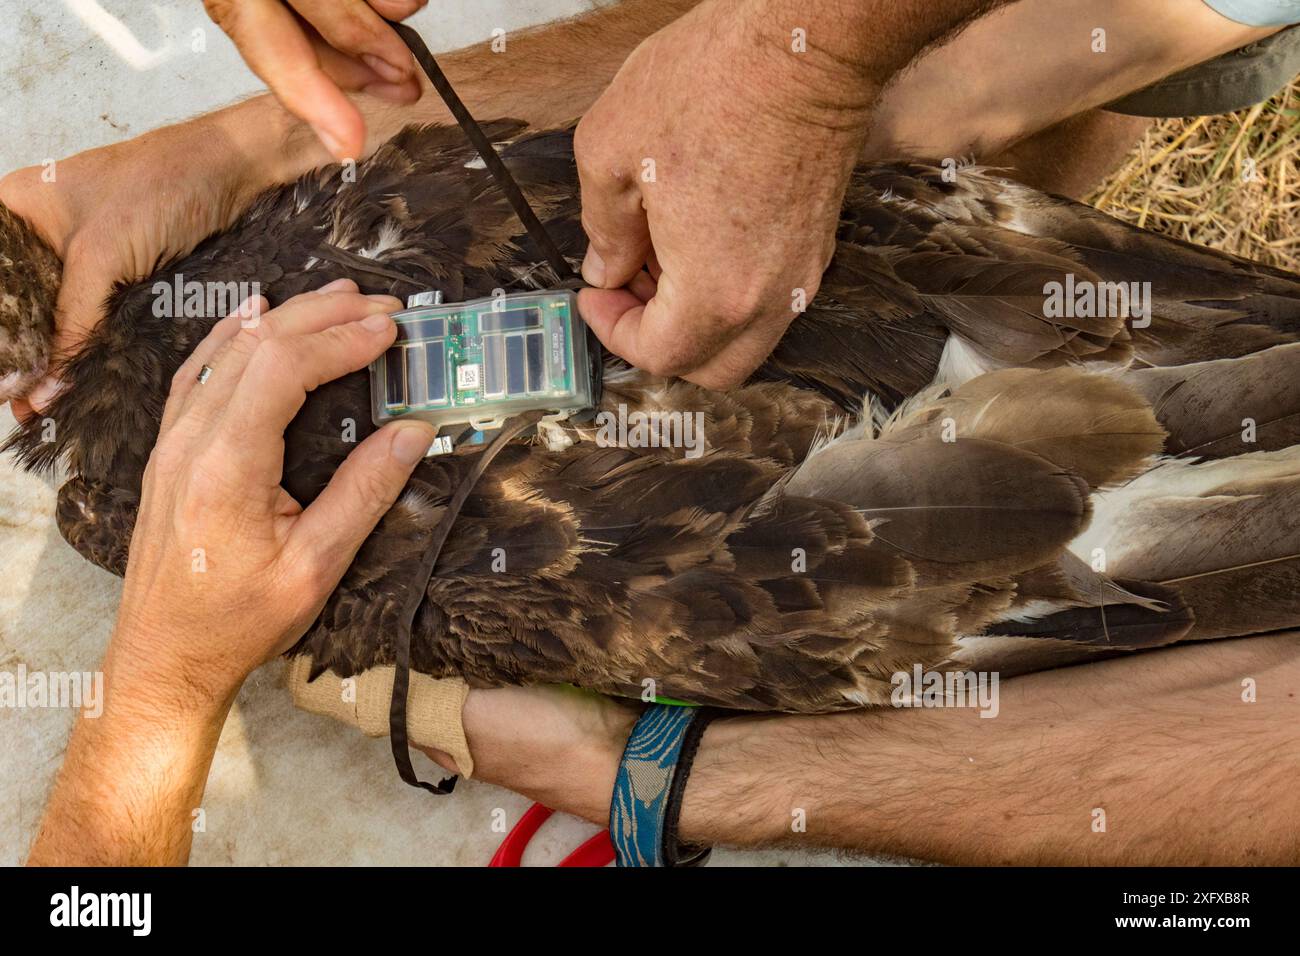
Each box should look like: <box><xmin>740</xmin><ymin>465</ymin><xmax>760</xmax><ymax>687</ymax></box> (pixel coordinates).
<box><xmin>387</xmin><ymin>19</ymin><xmax>578</xmax><ymax>283</ymax></box>
<box><xmin>389</xmin><ymin>410</ymin><xmax>545</xmax><ymax>794</ymax></box>
<box><xmin>382</xmin><ymin>21</ymin><xmax>579</xmax><ymax>794</ymax></box>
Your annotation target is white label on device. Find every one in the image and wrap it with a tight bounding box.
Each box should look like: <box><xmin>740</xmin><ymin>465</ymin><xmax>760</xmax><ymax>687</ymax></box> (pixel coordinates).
<box><xmin>456</xmin><ymin>363</ymin><xmax>481</xmax><ymax>391</ymax></box>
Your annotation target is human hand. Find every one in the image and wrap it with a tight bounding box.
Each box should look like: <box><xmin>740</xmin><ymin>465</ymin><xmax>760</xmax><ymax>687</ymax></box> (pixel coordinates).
<box><xmin>204</xmin><ymin>0</ymin><xmax>427</xmax><ymax>161</ymax></box>
<box><xmin>26</xmin><ymin>279</ymin><xmax>437</xmax><ymax>866</ymax></box>
<box><xmin>0</xmin><ymin>97</ymin><xmax>316</xmax><ymax>419</ymax></box>
<box><xmin>108</xmin><ymin>279</ymin><xmax>437</xmax><ymax>709</ymax></box>
<box><xmin>575</xmin><ymin>0</ymin><xmax>872</xmax><ymax>389</ymax></box>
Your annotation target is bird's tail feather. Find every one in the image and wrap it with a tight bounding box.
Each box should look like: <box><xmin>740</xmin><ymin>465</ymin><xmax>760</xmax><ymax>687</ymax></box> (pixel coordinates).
<box><xmin>991</xmin><ymin>180</ymin><xmax>1300</xmax><ymax>364</ymax></box>
<box><xmin>956</xmin><ymin>446</ymin><xmax>1300</xmax><ymax>673</ymax></box>
<box><xmin>1122</xmin><ymin>342</ymin><xmax>1300</xmax><ymax>457</ymax></box>
<box><xmin>783</xmin><ymin>367</ymin><xmax>1163</xmax><ymax>587</ymax></box>
<box><xmin>1071</xmin><ymin>449</ymin><xmax>1300</xmax><ymax>642</ymax></box>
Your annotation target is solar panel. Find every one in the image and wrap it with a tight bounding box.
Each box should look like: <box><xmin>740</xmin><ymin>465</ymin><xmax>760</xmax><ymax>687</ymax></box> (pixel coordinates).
<box><xmin>483</xmin><ymin>334</ymin><xmax>505</xmax><ymax>397</ymax></box>
<box><xmin>425</xmin><ymin>341</ymin><xmax>447</xmax><ymax>404</ymax></box>
<box><xmin>384</xmin><ymin>349</ymin><xmax>405</xmax><ymax>408</ymax></box>
<box><xmin>405</xmin><ymin>343</ymin><xmax>428</xmax><ymax>407</ymax></box>
<box><xmin>481</xmin><ymin>307</ymin><xmax>542</xmax><ymax>333</ymax></box>
<box><xmin>396</xmin><ymin>317</ymin><xmax>446</xmax><ymax>342</ymax></box>
<box><xmin>526</xmin><ymin>331</ymin><xmax>544</xmax><ymax>393</ymax></box>
<box><xmin>505</xmin><ymin>335</ymin><xmax>526</xmax><ymax>395</ymax></box>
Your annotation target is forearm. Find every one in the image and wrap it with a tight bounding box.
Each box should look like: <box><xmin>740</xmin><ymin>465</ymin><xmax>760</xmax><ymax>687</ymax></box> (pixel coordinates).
<box><xmin>26</xmin><ymin>632</ymin><xmax>234</xmax><ymax>866</ymax></box>
<box><xmin>867</xmin><ymin>0</ymin><xmax>1280</xmax><ymax>160</ymax></box>
<box><xmin>273</xmin><ymin>0</ymin><xmax>710</xmax><ymax>181</ymax></box>
<box><xmin>676</xmin><ymin>634</ymin><xmax>1300</xmax><ymax>863</ymax></box>
<box><xmin>387</xmin><ymin>0</ymin><xmax>707</xmax><ymax>131</ymax></box>
<box><xmin>481</xmin><ymin>635</ymin><xmax>1300</xmax><ymax>864</ymax></box>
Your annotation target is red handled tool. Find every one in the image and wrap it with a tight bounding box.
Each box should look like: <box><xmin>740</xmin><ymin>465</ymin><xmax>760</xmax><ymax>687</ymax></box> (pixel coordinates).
<box><xmin>489</xmin><ymin>803</ymin><xmax>616</xmax><ymax>867</ymax></box>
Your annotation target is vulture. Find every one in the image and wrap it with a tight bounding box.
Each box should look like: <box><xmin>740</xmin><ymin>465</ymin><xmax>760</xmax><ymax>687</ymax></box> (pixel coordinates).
<box><xmin>2</xmin><ymin>121</ymin><xmax>1299</xmax><ymax>713</ymax></box>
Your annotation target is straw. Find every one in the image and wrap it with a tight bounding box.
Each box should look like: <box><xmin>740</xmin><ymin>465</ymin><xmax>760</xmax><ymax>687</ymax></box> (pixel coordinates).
<box><xmin>1088</xmin><ymin>79</ymin><xmax>1300</xmax><ymax>271</ymax></box>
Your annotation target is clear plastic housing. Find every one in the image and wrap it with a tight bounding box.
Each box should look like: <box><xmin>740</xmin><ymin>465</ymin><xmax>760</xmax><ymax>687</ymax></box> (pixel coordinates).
<box><xmin>369</xmin><ymin>290</ymin><xmax>597</xmax><ymax>432</ymax></box>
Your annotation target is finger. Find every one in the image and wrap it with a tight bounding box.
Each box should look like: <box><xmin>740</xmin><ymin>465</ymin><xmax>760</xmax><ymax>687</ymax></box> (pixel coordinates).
<box><xmin>366</xmin><ymin>0</ymin><xmax>428</xmax><ymax>18</ymax></box>
<box><xmin>8</xmin><ymin>397</ymin><xmax>33</xmax><ymax>423</ymax></box>
<box><xmin>579</xmin><ymin>272</ymin><xmax>738</xmax><ymax>378</ymax></box>
<box><xmin>47</xmin><ymin>265</ymin><xmax>110</xmax><ymax>366</ymax></box>
<box><xmin>303</xmin><ymin>29</ymin><xmax>421</xmax><ymax>106</ymax></box>
<box><xmin>306</xmin><ymin>32</ymin><xmax>391</xmax><ymax>88</ymax></box>
<box><xmin>678</xmin><ymin>318</ymin><xmax>789</xmax><ymax>390</ymax></box>
<box><xmin>627</xmin><ymin>268</ymin><xmax>658</xmax><ymax>302</ymax></box>
<box><xmin>290</xmin><ymin>0</ymin><xmax>416</xmax><ymax>84</ymax></box>
<box><xmin>216</xmin><ymin>309</ymin><xmax>397</xmax><ymax>462</ymax></box>
<box><xmin>183</xmin><ymin>288</ymin><xmax>398</xmax><ymax>419</ymax></box>
<box><xmin>359</xmin><ymin>78</ymin><xmax>423</xmax><ymax>105</ymax></box>
<box><xmin>415</xmin><ymin>745</ymin><xmax>462</xmax><ymax>777</ymax></box>
<box><xmin>313</xmin><ymin>277</ymin><xmax>359</xmax><ymax>295</ymax></box>
<box><xmin>26</xmin><ymin>375</ymin><xmax>64</xmax><ymax>413</ymax></box>
<box><xmin>206</xmin><ymin>0</ymin><xmax>366</xmax><ymax>159</ymax></box>
<box><xmin>575</xmin><ymin>125</ymin><xmax>652</xmax><ymax>289</ymax></box>
<box><xmin>584</xmin><ymin>268</ymin><xmax>657</xmax><ymax>308</ymax></box>
<box><xmin>33</xmin><ymin>249</ymin><xmax>122</xmax><ymax>411</ymax></box>
<box><xmin>288</xmin><ymin>419</ymin><xmax>437</xmax><ymax>585</ymax></box>
<box><xmin>160</xmin><ymin>295</ymin><xmax>267</xmax><ymax>435</ymax></box>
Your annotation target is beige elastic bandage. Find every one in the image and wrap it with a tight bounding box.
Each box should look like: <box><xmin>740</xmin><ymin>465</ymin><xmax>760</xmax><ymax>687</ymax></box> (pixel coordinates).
<box><xmin>287</xmin><ymin>656</ymin><xmax>474</xmax><ymax>778</ymax></box>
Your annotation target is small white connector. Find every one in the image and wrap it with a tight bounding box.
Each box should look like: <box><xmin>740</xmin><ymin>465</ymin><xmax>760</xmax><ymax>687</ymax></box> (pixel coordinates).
<box><xmin>406</xmin><ymin>290</ymin><xmax>445</xmax><ymax>308</ymax></box>
<box><xmin>424</xmin><ymin>434</ymin><xmax>456</xmax><ymax>457</ymax></box>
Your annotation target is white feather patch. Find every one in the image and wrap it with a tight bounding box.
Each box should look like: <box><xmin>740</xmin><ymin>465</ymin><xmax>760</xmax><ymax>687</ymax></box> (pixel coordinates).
<box><xmin>1069</xmin><ymin>449</ymin><xmax>1300</xmax><ymax>568</ymax></box>
<box><xmin>936</xmin><ymin>334</ymin><xmax>997</xmax><ymax>386</ymax></box>
<box><xmin>358</xmin><ymin>220</ymin><xmax>408</xmax><ymax>260</ymax></box>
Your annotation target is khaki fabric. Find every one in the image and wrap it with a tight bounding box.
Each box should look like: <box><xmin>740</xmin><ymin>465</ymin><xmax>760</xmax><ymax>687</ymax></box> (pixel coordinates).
<box><xmin>288</xmin><ymin>656</ymin><xmax>474</xmax><ymax>778</ymax></box>
<box><xmin>1107</xmin><ymin>26</ymin><xmax>1300</xmax><ymax>117</ymax></box>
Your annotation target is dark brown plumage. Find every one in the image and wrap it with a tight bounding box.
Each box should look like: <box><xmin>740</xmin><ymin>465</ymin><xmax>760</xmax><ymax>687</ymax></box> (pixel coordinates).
<box><xmin>3</xmin><ymin>123</ymin><xmax>1300</xmax><ymax>712</ymax></box>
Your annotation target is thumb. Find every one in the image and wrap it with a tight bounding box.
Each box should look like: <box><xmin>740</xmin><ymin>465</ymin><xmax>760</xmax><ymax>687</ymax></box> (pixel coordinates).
<box><xmin>579</xmin><ymin>270</ymin><xmax>736</xmax><ymax>378</ymax></box>
<box><xmin>576</xmin><ymin>157</ymin><xmax>652</xmax><ymax>289</ymax></box>
<box><xmin>290</xmin><ymin>421</ymin><xmax>437</xmax><ymax>581</ymax></box>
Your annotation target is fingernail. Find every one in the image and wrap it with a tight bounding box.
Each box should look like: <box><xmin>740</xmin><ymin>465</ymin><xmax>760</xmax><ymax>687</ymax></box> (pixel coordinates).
<box><xmin>314</xmin><ymin>278</ymin><xmax>356</xmax><ymax>295</ymax></box>
<box><xmin>391</xmin><ymin>425</ymin><xmax>435</xmax><ymax>464</ymax></box>
<box><xmin>366</xmin><ymin>294</ymin><xmax>404</xmax><ymax>307</ymax></box>
<box><xmin>361</xmin><ymin>313</ymin><xmax>393</xmax><ymax>332</ymax></box>
<box><xmin>582</xmin><ymin>246</ymin><xmax>606</xmax><ymax>287</ymax></box>
<box><xmin>236</xmin><ymin>295</ymin><xmax>266</xmax><ymax>328</ymax></box>
<box><xmin>28</xmin><ymin>376</ymin><xmax>63</xmax><ymax>411</ymax></box>
<box><xmin>313</xmin><ymin>124</ymin><xmax>348</xmax><ymax>160</ymax></box>
<box><xmin>362</xmin><ymin>53</ymin><xmax>409</xmax><ymax>83</ymax></box>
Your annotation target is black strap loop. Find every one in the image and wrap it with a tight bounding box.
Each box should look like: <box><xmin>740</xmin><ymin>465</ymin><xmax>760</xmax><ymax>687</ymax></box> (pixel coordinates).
<box><xmin>386</xmin><ymin>19</ymin><xmax>578</xmax><ymax>284</ymax></box>
<box><xmin>389</xmin><ymin>410</ymin><xmax>546</xmax><ymax>794</ymax></box>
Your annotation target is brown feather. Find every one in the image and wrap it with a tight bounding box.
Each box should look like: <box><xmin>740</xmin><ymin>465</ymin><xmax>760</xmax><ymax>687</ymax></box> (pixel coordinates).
<box><xmin>786</xmin><ymin>435</ymin><xmax>1092</xmax><ymax>584</ymax></box>
<box><xmin>1124</xmin><ymin>343</ymin><xmax>1300</xmax><ymax>458</ymax></box>
<box><xmin>883</xmin><ymin>367</ymin><xmax>1166</xmax><ymax>487</ymax></box>
<box><xmin>1074</xmin><ymin>451</ymin><xmax>1300</xmax><ymax>641</ymax></box>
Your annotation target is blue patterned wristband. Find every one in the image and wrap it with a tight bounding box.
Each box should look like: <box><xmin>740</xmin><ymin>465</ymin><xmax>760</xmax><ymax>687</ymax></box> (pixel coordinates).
<box><xmin>608</xmin><ymin>704</ymin><xmax>716</xmax><ymax>867</ymax></box>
